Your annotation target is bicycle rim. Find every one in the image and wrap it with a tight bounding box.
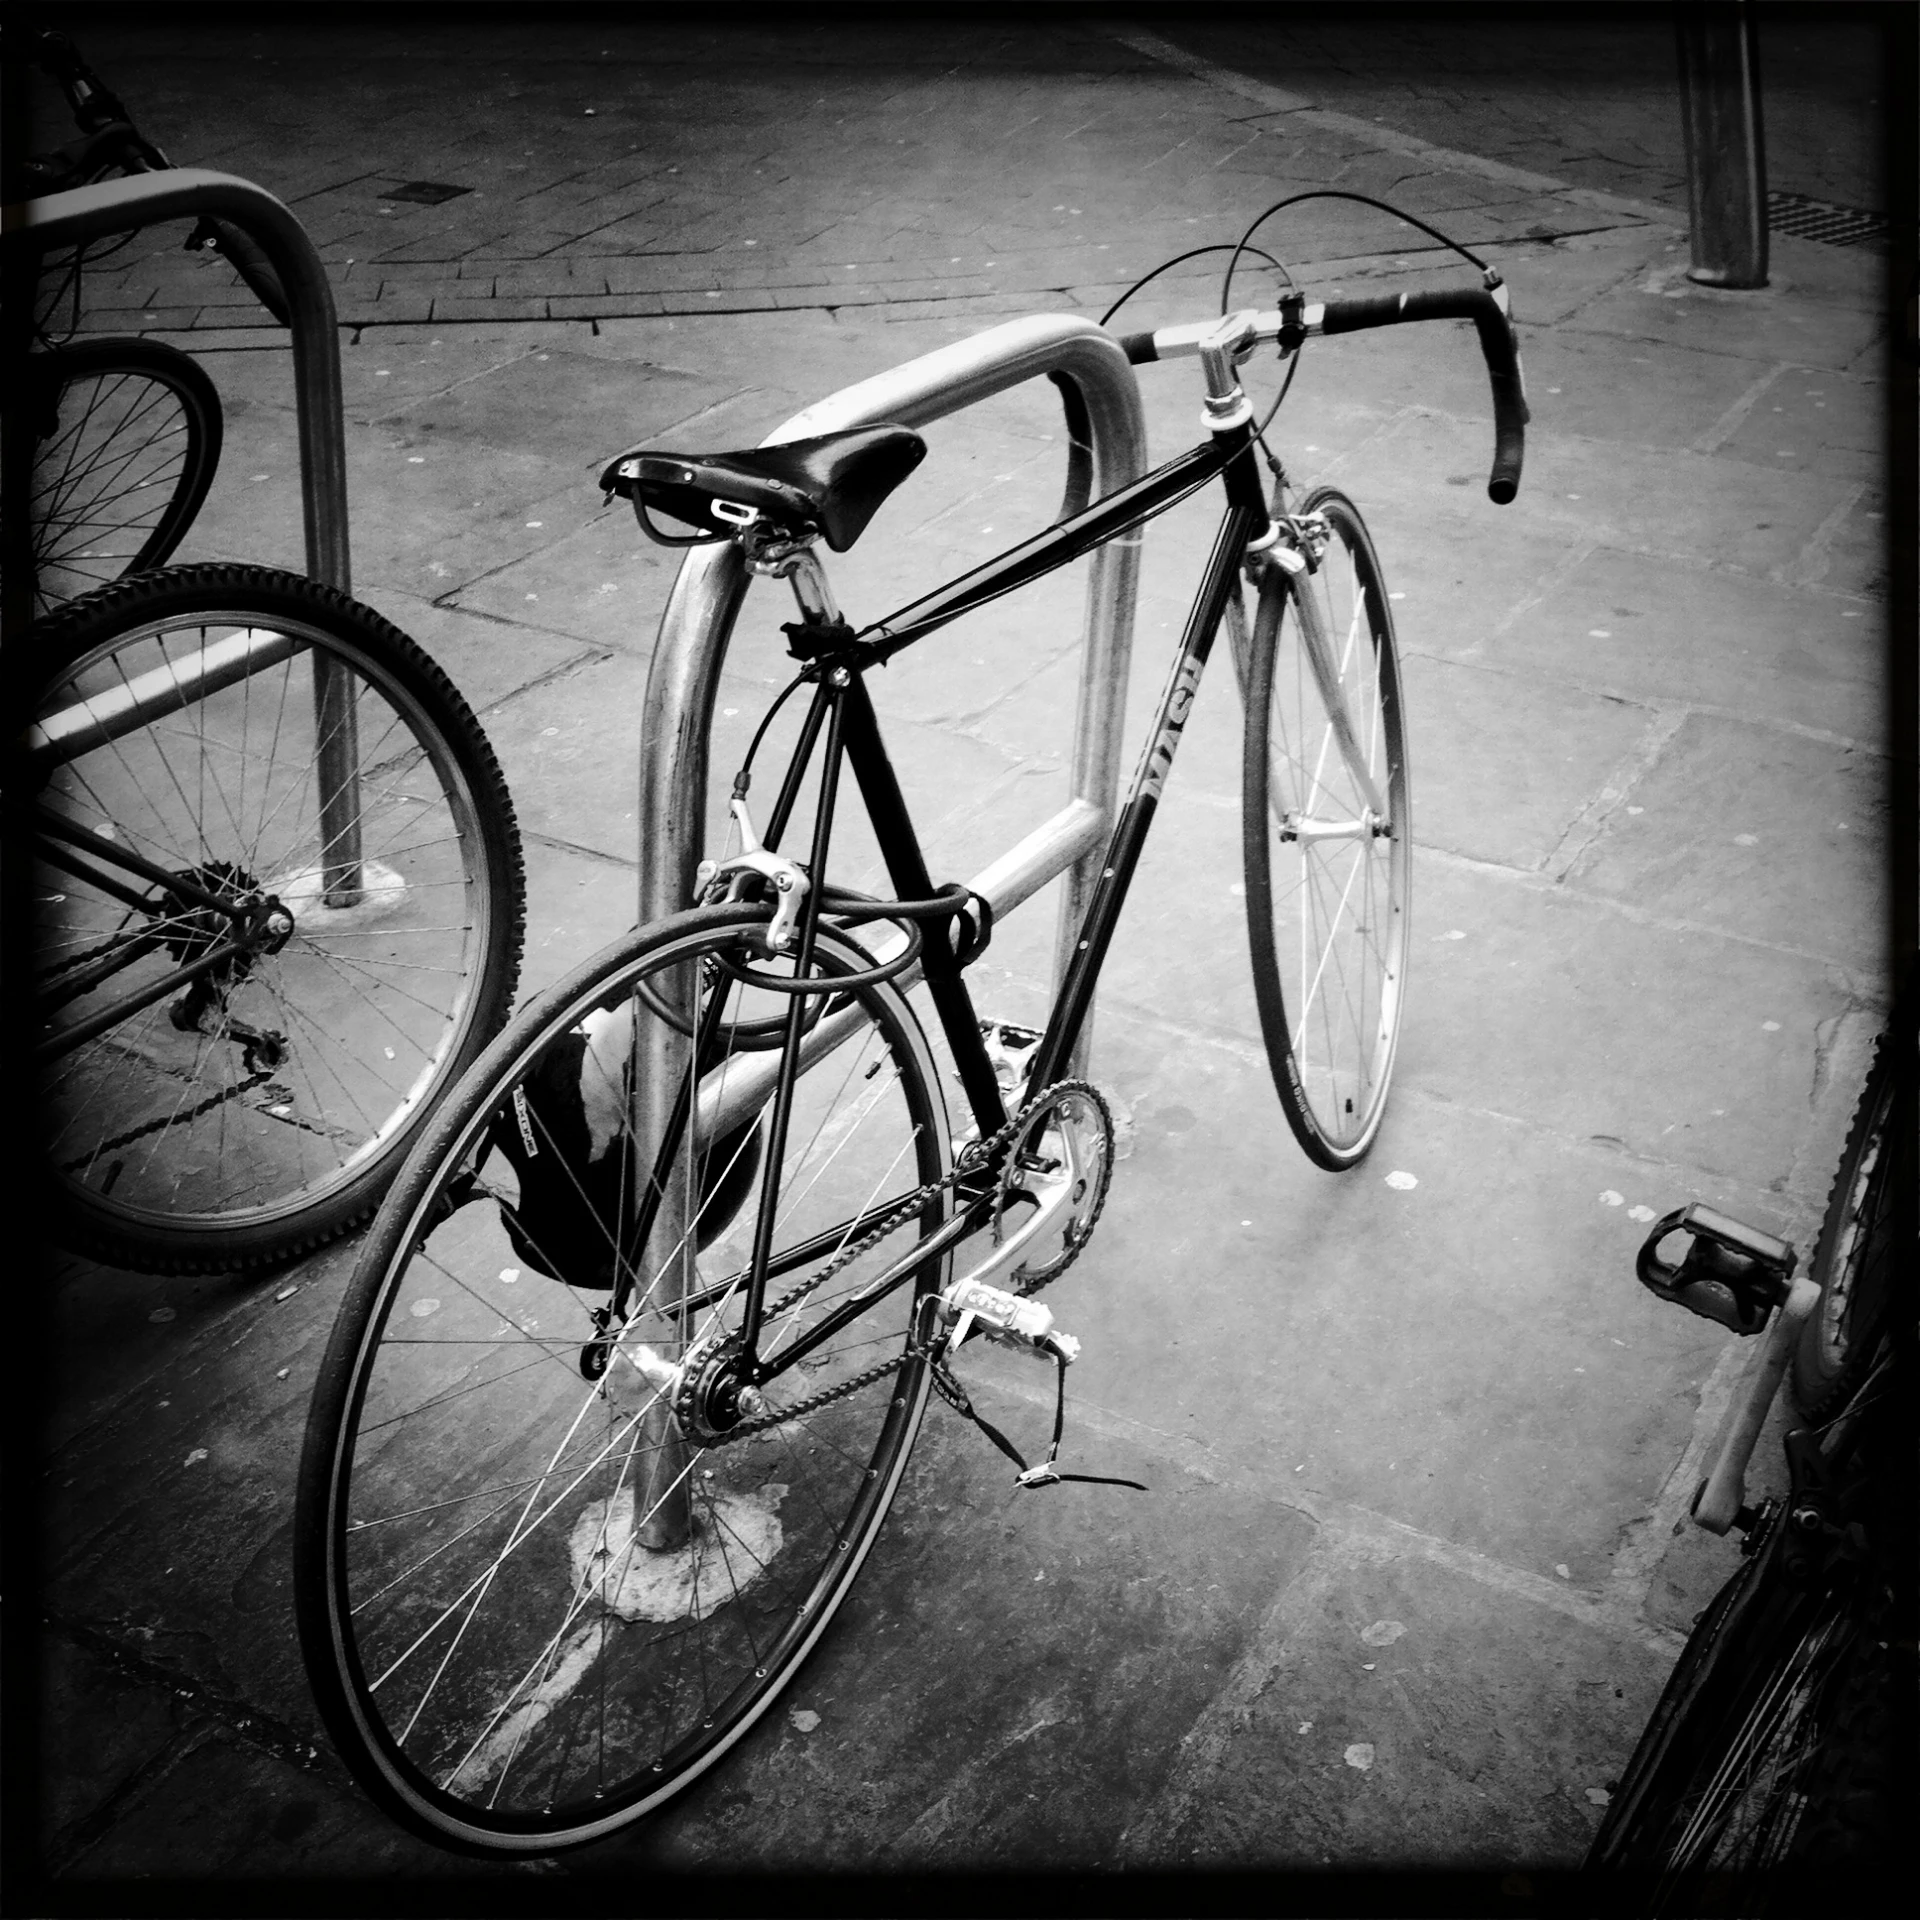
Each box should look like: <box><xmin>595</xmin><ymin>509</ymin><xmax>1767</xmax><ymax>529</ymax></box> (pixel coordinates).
<box><xmin>29</xmin><ymin>341</ymin><xmax>221</xmax><ymax>612</ymax></box>
<box><xmin>1244</xmin><ymin>487</ymin><xmax>1410</xmax><ymax>1168</ymax></box>
<box><xmin>298</xmin><ymin>908</ymin><xmax>951</xmax><ymax>1851</ymax></box>
<box><xmin>26</xmin><ymin>567</ymin><xmax>521</xmax><ymax>1269</ymax></box>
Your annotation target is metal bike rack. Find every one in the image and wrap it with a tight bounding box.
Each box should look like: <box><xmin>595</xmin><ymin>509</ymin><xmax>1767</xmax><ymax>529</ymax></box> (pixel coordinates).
<box><xmin>9</xmin><ymin>168</ymin><xmax>367</xmax><ymax>891</ymax></box>
<box><xmin>625</xmin><ymin>313</ymin><xmax>1147</xmax><ymax>1551</ymax></box>
<box><xmin>634</xmin><ymin>312</ymin><xmax>1150</xmax><ymax>1073</ymax></box>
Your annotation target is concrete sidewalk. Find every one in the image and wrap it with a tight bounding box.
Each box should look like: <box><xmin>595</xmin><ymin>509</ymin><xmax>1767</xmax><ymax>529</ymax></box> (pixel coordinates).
<box><xmin>16</xmin><ymin>10</ymin><xmax>1903</xmax><ymax>1905</ymax></box>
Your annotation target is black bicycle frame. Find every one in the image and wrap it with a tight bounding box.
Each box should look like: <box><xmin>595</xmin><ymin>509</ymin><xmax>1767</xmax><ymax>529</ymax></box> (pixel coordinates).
<box><xmin>688</xmin><ymin>416</ymin><xmax>1272</xmax><ymax>1383</ymax></box>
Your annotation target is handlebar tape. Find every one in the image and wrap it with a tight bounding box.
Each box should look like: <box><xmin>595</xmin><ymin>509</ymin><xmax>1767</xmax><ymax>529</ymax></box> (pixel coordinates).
<box><xmin>1319</xmin><ymin>287</ymin><xmax>1529</xmax><ymax>503</ymax></box>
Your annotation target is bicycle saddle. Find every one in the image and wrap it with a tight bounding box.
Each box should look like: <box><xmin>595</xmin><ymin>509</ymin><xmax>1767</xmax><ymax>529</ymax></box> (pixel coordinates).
<box><xmin>600</xmin><ymin>424</ymin><xmax>926</xmax><ymax>553</ymax></box>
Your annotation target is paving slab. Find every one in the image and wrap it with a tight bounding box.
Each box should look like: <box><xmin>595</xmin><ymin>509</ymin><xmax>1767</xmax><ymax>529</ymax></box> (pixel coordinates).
<box><xmin>1565</xmin><ymin>711</ymin><xmax>1890</xmax><ymax>971</ymax></box>
<box><xmin>1111</xmin><ymin>1533</ymin><xmax>1664</xmax><ymax>1868</ymax></box>
<box><xmin>1472</xmin><ymin>547</ymin><xmax>1886</xmax><ymax>743</ymax></box>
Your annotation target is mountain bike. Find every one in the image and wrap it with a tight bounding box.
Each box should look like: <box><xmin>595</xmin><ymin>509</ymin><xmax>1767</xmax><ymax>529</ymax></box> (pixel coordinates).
<box><xmin>294</xmin><ymin>205</ymin><xmax>1529</xmax><ymax>1852</ymax></box>
<box><xmin>8</xmin><ymin>26</ymin><xmax>287</xmax><ymax>612</ymax></box>
<box><xmin>1583</xmin><ymin>1000</ymin><xmax>1913</xmax><ymax>1912</ymax></box>
<box><xmin>12</xmin><ymin>564</ymin><xmax>525</xmax><ymax>1273</ymax></box>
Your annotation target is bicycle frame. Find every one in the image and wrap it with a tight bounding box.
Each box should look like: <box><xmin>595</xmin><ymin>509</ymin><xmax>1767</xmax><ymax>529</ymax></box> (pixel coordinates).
<box><xmin>610</xmin><ymin>407</ymin><xmax>1298</xmax><ymax>1384</ymax></box>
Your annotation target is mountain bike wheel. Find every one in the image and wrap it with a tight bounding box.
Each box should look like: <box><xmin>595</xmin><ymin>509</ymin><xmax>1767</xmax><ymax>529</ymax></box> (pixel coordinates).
<box><xmin>28</xmin><ymin>338</ymin><xmax>223</xmax><ymax>613</ymax></box>
<box><xmin>296</xmin><ymin>905</ymin><xmax>952</xmax><ymax>1853</ymax></box>
<box><xmin>21</xmin><ymin>564</ymin><xmax>523</xmax><ymax>1272</ymax></box>
<box><xmin>1242</xmin><ymin>487</ymin><xmax>1410</xmax><ymax>1169</ymax></box>
<box><xmin>1792</xmin><ymin>1021</ymin><xmax>1910</xmax><ymax>1419</ymax></box>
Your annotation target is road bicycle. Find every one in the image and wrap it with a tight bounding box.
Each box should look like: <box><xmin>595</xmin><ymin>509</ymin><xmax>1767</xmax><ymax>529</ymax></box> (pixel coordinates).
<box><xmin>8</xmin><ymin>26</ymin><xmax>286</xmax><ymax>612</ymax></box>
<box><xmin>294</xmin><ymin>209</ymin><xmax>1528</xmax><ymax>1852</ymax></box>
<box><xmin>1583</xmin><ymin>999</ymin><xmax>1913</xmax><ymax>1911</ymax></box>
<box><xmin>10</xmin><ymin>563</ymin><xmax>525</xmax><ymax>1273</ymax></box>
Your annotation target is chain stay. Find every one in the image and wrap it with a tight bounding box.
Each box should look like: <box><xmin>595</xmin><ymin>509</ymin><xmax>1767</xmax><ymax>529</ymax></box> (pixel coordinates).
<box><xmin>690</xmin><ymin>1078</ymin><xmax>1104</xmax><ymax>1443</ymax></box>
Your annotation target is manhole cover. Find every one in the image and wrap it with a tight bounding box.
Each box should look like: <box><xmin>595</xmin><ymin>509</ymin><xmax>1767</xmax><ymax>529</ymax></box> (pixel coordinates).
<box><xmin>1767</xmin><ymin>191</ymin><xmax>1890</xmax><ymax>250</ymax></box>
<box><xmin>382</xmin><ymin>181</ymin><xmax>471</xmax><ymax>206</ymax></box>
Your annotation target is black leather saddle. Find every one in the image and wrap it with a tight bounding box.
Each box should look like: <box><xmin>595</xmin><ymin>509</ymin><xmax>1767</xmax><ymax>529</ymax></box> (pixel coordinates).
<box><xmin>599</xmin><ymin>424</ymin><xmax>926</xmax><ymax>553</ymax></box>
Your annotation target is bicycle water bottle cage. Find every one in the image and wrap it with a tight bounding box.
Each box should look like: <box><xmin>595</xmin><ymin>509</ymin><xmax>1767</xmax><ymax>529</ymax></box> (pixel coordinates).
<box><xmin>599</xmin><ymin>425</ymin><xmax>926</xmax><ymax>552</ymax></box>
<box><xmin>1635</xmin><ymin>1202</ymin><xmax>1797</xmax><ymax>1334</ymax></box>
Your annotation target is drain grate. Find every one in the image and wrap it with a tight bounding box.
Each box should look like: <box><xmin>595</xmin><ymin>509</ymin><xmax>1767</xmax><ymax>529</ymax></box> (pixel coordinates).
<box><xmin>381</xmin><ymin>181</ymin><xmax>471</xmax><ymax>206</ymax></box>
<box><xmin>1767</xmin><ymin>191</ymin><xmax>1890</xmax><ymax>250</ymax></box>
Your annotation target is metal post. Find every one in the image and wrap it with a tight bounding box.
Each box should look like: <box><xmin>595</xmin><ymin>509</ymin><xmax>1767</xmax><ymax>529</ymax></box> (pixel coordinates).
<box><xmin>635</xmin><ymin>313</ymin><xmax>1148</xmax><ymax>1075</ymax></box>
<box><xmin>625</xmin><ymin>317</ymin><xmax>1148</xmax><ymax>1526</ymax></box>
<box><xmin>1676</xmin><ymin>0</ymin><xmax>1769</xmax><ymax>288</ymax></box>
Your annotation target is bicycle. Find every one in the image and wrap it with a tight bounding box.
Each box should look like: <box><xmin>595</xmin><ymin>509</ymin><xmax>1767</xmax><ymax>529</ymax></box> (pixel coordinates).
<box><xmin>1582</xmin><ymin>1001</ymin><xmax>1913</xmax><ymax>1911</ymax></box>
<box><xmin>10</xmin><ymin>563</ymin><xmax>526</xmax><ymax>1273</ymax></box>
<box><xmin>294</xmin><ymin>208</ymin><xmax>1529</xmax><ymax>1852</ymax></box>
<box><xmin>8</xmin><ymin>26</ymin><xmax>287</xmax><ymax>613</ymax></box>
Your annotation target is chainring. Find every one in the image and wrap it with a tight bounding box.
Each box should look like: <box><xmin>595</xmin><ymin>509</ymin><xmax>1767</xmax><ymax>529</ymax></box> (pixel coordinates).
<box><xmin>993</xmin><ymin>1077</ymin><xmax>1115</xmax><ymax>1295</ymax></box>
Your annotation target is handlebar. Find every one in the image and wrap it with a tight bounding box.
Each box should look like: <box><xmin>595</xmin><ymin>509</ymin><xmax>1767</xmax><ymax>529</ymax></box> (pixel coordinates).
<box><xmin>1114</xmin><ymin>278</ymin><xmax>1529</xmax><ymax>504</ymax></box>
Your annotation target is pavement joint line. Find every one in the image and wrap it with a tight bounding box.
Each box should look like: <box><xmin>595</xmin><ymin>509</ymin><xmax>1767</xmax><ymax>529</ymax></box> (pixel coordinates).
<box><xmin>967</xmin><ymin>1370</ymin><xmax>1686</xmax><ymax>1659</ymax></box>
<box><xmin>1091</xmin><ymin>999</ymin><xmax>1848</xmax><ymax>1220</ymax></box>
<box><xmin>1787</xmin><ymin>479</ymin><xmax>1870</xmax><ymax>591</ymax></box>
<box><xmin>1486</xmin><ymin>538</ymin><xmax>1604</xmax><ymax>640</ymax></box>
<box><xmin>1540</xmin><ymin>706</ymin><xmax>1692</xmax><ymax>883</ymax></box>
<box><xmin>1419</xmin><ymin>649</ymin><xmax>1890</xmax><ymax>760</ymax></box>
<box><xmin>519</xmin><ymin>829</ymin><xmax>638</xmax><ymax>872</ymax></box>
<box><xmin>1691</xmin><ymin>362</ymin><xmax>1794</xmax><ymax>456</ymax></box>
<box><xmin>1417</xmin><ymin>838</ymin><xmax>1882</xmax><ymax>980</ymax></box>
<box><xmin>1372</xmin><ymin>1082</ymin><xmax>1839</xmax><ymax>1229</ymax></box>
<box><xmin>1108</xmin><ymin>24</ymin><xmax>1679</xmax><ymax>229</ymax></box>
<box><xmin>42</xmin><ymin>1719</ymin><xmax>226</xmax><ymax>1876</ymax></box>
<box><xmin>44</xmin><ymin>1610</ymin><xmax>326</xmax><ymax>1780</ymax></box>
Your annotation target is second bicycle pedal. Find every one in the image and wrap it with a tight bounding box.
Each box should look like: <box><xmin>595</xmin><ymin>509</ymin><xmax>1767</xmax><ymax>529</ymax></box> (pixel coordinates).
<box><xmin>939</xmin><ymin>1277</ymin><xmax>1080</xmax><ymax>1364</ymax></box>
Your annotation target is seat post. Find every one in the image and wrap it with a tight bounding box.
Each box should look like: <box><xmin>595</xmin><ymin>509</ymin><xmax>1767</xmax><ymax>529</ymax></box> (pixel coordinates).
<box><xmin>748</xmin><ymin>531</ymin><xmax>842</xmax><ymax>629</ymax></box>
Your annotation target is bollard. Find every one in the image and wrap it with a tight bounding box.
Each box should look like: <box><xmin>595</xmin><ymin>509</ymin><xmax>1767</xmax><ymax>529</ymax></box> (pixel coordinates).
<box><xmin>1675</xmin><ymin>0</ymin><xmax>1769</xmax><ymax>287</ymax></box>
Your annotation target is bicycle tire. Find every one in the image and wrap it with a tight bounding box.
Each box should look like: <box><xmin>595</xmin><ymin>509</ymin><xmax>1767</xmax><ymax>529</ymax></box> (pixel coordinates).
<box><xmin>20</xmin><ymin>563</ymin><xmax>524</xmax><ymax>1272</ymax></box>
<box><xmin>1791</xmin><ymin>1021</ymin><xmax>1911</xmax><ymax>1419</ymax></box>
<box><xmin>27</xmin><ymin>338</ymin><xmax>223</xmax><ymax>613</ymax></box>
<box><xmin>1586</xmin><ymin>1332</ymin><xmax>1907</xmax><ymax>1907</ymax></box>
<box><xmin>295</xmin><ymin>903</ymin><xmax>952</xmax><ymax>1853</ymax></box>
<box><xmin>1242</xmin><ymin>487</ymin><xmax>1410</xmax><ymax>1168</ymax></box>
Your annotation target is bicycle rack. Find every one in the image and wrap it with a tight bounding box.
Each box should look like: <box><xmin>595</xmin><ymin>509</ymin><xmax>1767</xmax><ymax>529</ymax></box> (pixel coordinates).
<box><xmin>8</xmin><ymin>168</ymin><xmax>367</xmax><ymax>891</ymax></box>
<box><xmin>626</xmin><ymin>316</ymin><xmax>1147</xmax><ymax>1549</ymax></box>
<box><xmin>634</xmin><ymin>313</ymin><xmax>1149</xmax><ymax>1073</ymax></box>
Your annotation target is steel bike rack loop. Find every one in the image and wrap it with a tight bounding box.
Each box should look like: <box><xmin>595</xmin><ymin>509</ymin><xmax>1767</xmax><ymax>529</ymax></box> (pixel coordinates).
<box><xmin>634</xmin><ymin>312</ymin><xmax>1149</xmax><ymax>1074</ymax></box>
<box><xmin>627</xmin><ymin>314</ymin><xmax>1146</xmax><ymax>1550</ymax></box>
<box><xmin>8</xmin><ymin>168</ymin><xmax>366</xmax><ymax>891</ymax></box>
<box><xmin>8</xmin><ymin>169</ymin><xmax>351</xmax><ymax>589</ymax></box>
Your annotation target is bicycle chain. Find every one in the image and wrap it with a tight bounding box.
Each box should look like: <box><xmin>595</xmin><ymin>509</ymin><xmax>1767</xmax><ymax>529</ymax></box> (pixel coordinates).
<box><xmin>677</xmin><ymin>1078</ymin><xmax>1108</xmax><ymax>1444</ymax></box>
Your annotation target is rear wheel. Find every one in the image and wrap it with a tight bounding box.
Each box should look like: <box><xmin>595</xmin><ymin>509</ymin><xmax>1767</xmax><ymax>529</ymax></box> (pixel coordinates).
<box><xmin>28</xmin><ymin>338</ymin><xmax>223</xmax><ymax>613</ymax></box>
<box><xmin>1242</xmin><ymin>488</ymin><xmax>1410</xmax><ymax>1168</ymax></box>
<box><xmin>22</xmin><ymin>564</ymin><xmax>524</xmax><ymax>1271</ymax></box>
<box><xmin>296</xmin><ymin>906</ymin><xmax>952</xmax><ymax>1852</ymax></box>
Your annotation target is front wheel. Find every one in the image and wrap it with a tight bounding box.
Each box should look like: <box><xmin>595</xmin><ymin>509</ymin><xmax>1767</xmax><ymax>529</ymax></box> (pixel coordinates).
<box><xmin>1242</xmin><ymin>488</ymin><xmax>1410</xmax><ymax>1169</ymax></box>
<box><xmin>21</xmin><ymin>564</ymin><xmax>524</xmax><ymax>1271</ymax></box>
<box><xmin>296</xmin><ymin>905</ymin><xmax>952</xmax><ymax>1852</ymax></box>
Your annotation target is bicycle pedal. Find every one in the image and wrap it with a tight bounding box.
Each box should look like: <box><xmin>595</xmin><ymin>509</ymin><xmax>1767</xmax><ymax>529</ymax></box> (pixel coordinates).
<box><xmin>940</xmin><ymin>1277</ymin><xmax>1080</xmax><ymax>1364</ymax></box>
